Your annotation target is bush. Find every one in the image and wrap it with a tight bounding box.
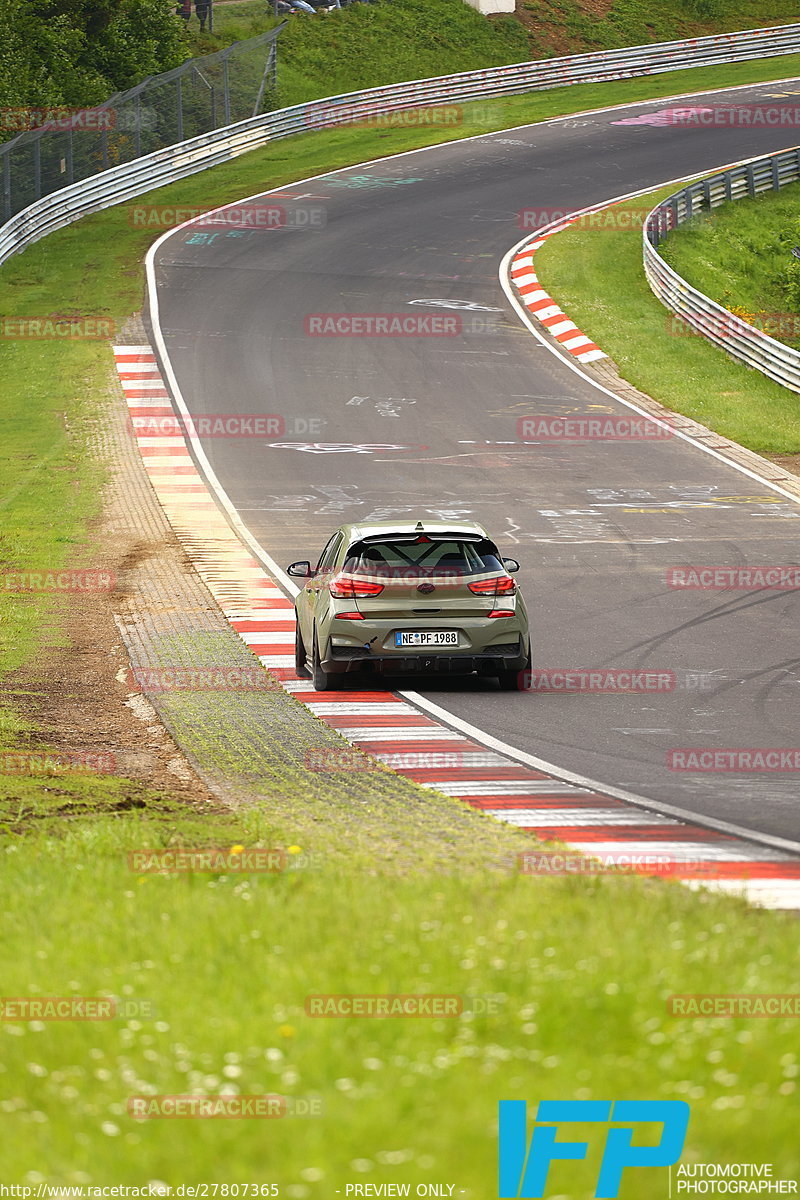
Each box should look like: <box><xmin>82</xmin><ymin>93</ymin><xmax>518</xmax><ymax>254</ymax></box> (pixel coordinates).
<box><xmin>684</xmin><ymin>0</ymin><xmax>723</xmax><ymax>19</ymax></box>
<box><xmin>0</xmin><ymin>0</ymin><xmax>188</xmax><ymax>121</ymax></box>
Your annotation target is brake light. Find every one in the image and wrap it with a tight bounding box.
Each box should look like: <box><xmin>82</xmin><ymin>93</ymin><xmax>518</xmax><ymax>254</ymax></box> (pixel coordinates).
<box><xmin>329</xmin><ymin>574</ymin><xmax>384</xmax><ymax>598</ymax></box>
<box><xmin>334</xmin><ymin>611</ymin><xmax>365</xmax><ymax>621</ymax></box>
<box><xmin>488</xmin><ymin>609</ymin><xmax>515</xmax><ymax>618</ymax></box>
<box><xmin>468</xmin><ymin>575</ymin><xmax>516</xmax><ymax>596</ymax></box>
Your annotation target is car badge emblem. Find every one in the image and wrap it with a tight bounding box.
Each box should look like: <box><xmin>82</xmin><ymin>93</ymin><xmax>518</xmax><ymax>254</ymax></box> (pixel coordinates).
<box><xmin>417</xmin><ymin>582</ymin><xmax>435</xmax><ymax>594</ymax></box>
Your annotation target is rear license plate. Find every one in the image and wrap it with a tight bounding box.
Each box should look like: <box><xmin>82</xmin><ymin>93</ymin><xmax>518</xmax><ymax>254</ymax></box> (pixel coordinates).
<box><xmin>395</xmin><ymin>631</ymin><xmax>459</xmax><ymax>647</ymax></box>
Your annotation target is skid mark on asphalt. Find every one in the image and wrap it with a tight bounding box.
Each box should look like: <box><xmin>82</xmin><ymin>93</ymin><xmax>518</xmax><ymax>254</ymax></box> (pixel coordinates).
<box><xmin>116</xmin><ymin>345</ymin><xmax>800</xmax><ymax>909</ymax></box>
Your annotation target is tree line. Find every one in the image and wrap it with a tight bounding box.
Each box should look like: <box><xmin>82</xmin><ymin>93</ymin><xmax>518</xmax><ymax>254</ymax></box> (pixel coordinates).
<box><xmin>0</xmin><ymin>0</ymin><xmax>188</xmax><ymax>118</ymax></box>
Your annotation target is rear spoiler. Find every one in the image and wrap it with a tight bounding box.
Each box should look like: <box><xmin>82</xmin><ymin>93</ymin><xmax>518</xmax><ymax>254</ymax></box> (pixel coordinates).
<box><xmin>358</xmin><ymin>533</ymin><xmax>485</xmax><ymax>545</ymax></box>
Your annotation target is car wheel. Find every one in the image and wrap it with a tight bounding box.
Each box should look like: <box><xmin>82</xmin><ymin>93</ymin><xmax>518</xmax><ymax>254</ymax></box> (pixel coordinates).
<box><xmin>295</xmin><ymin>620</ymin><xmax>310</xmax><ymax>678</ymax></box>
<box><xmin>312</xmin><ymin>629</ymin><xmax>341</xmax><ymax>691</ymax></box>
<box><xmin>498</xmin><ymin>647</ymin><xmax>532</xmax><ymax>692</ymax></box>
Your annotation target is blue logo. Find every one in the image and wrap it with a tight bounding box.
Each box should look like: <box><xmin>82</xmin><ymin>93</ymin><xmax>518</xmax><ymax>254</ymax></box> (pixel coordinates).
<box><xmin>498</xmin><ymin>1100</ymin><xmax>690</xmax><ymax>1198</ymax></box>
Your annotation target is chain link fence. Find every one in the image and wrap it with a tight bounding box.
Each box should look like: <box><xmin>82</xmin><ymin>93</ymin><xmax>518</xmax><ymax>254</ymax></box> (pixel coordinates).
<box><xmin>0</xmin><ymin>26</ymin><xmax>283</xmax><ymax>222</ymax></box>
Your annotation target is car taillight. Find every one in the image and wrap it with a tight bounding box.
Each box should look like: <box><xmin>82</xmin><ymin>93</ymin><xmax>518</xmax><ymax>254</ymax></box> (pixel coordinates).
<box><xmin>468</xmin><ymin>575</ymin><xmax>516</xmax><ymax>596</ymax></box>
<box><xmin>329</xmin><ymin>574</ymin><xmax>384</xmax><ymax>598</ymax></box>
<box><xmin>334</xmin><ymin>611</ymin><xmax>365</xmax><ymax>621</ymax></box>
<box><xmin>488</xmin><ymin>609</ymin><xmax>515</xmax><ymax>618</ymax></box>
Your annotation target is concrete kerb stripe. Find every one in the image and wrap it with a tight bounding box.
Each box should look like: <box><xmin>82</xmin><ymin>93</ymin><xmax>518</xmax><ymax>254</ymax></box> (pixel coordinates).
<box><xmin>510</xmin><ymin>215</ymin><xmax>606</xmax><ymax>364</ymax></box>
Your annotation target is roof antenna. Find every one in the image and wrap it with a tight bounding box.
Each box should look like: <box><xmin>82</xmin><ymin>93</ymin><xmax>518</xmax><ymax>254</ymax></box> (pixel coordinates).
<box><xmin>414</xmin><ymin>521</ymin><xmax>425</xmax><ymax>530</ymax></box>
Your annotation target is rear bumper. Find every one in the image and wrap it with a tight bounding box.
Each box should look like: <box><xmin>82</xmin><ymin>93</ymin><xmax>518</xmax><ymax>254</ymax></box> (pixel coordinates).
<box><xmin>324</xmin><ymin>639</ymin><xmax>528</xmax><ymax>676</ymax></box>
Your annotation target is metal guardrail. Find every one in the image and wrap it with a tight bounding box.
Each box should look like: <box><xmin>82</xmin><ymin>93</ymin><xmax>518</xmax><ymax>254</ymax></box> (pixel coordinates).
<box><xmin>1</xmin><ymin>22</ymin><xmax>799</xmax><ymax>268</ymax></box>
<box><xmin>644</xmin><ymin>146</ymin><xmax>800</xmax><ymax>394</ymax></box>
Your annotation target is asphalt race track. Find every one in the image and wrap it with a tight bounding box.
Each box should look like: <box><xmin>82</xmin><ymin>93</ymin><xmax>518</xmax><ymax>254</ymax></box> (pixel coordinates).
<box><xmin>149</xmin><ymin>78</ymin><xmax>800</xmax><ymax>846</ymax></box>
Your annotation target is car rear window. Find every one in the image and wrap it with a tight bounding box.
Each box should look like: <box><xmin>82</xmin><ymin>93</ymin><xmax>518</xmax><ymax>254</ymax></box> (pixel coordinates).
<box><xmin>343</xmin><ymin>537</ymin><xmax>504</xmax><ymax>578</ymax></box>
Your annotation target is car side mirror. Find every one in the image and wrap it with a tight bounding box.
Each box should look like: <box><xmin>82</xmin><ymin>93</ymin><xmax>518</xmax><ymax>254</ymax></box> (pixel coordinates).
<box><xmin>287</xmin><ymin>560</ymin><xmax>312</xmax><ymax>578</ymax></box>
<box><xmin>502</xmin><ymin>557</ymin><xmax>520</xmax><ymax>574</ymax></box>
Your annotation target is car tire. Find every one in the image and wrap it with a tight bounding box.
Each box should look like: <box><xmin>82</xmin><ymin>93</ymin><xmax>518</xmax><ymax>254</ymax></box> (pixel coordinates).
<box><xmin>295</xmin><ymin>620</ymin><xmax>310</xmax><ymax>678</ymax></box>
<box><xmin>497</xmin><ymin>647</ymin><xmax>532</xmax><ymax>692</ymax></box>
<box><xmin>311</xmin><ymin>629</ymin><xmax>341</xmax><ymax>691</ymax></box>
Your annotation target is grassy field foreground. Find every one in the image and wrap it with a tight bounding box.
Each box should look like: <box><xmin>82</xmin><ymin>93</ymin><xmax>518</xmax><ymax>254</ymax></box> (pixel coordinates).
<box><xmin>1</xmin><ymin>821</ymin><xmax>799</xmax><ymax>1185</ymax></box>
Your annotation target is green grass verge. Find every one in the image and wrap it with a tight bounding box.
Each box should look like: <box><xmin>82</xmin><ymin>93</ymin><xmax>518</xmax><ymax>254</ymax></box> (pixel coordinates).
<box><xmin>2</xmin><ymin>823</ymin><xmax>799</xmax><ymax>1184</ymax></box>
<box><xmin>534</xmin><ymin>182</ymin><xmax>800</xmax><ymax>455</ymax></box>
<box><xmin>660</xmin><ymin>180</ymin><xmax>800</xmax><ymax>350</ymax></box>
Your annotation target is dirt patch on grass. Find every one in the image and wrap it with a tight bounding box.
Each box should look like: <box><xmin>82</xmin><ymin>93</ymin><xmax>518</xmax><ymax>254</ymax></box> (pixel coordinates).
<box><xmin>509</xmin><ymin>0</ymin><xmax>613</xmax><ymax>56</ymax></box>
<box><xmin>1</xmin><ymin>533</ymin><xmax>227</xmax><ymax>823</ymax></box>
<box><xmin>765</xmin><ymin>452</ymin><xmax>800</xmax><ymax>479</ymax></box>
<box><xmin>0</xmin><ymin>348</ymin><xmax>231</xmax><ymax>827</ymax></box>
<box><xmin>567</xmin><ymin>0</ymin><xmax>613</xmax><ymax>17</ymax></box>
<box><xmin>3</xmin><ymin>574</ymin><xmax>218</xmax><ymax>803</ymax></box>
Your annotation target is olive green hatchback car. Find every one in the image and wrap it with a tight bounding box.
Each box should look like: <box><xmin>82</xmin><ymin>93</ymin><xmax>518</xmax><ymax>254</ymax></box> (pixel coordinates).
<box><xmin>287</xmin><ymin>520</ymin><xmax>531</xmax><ymax>691</ymax></box>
